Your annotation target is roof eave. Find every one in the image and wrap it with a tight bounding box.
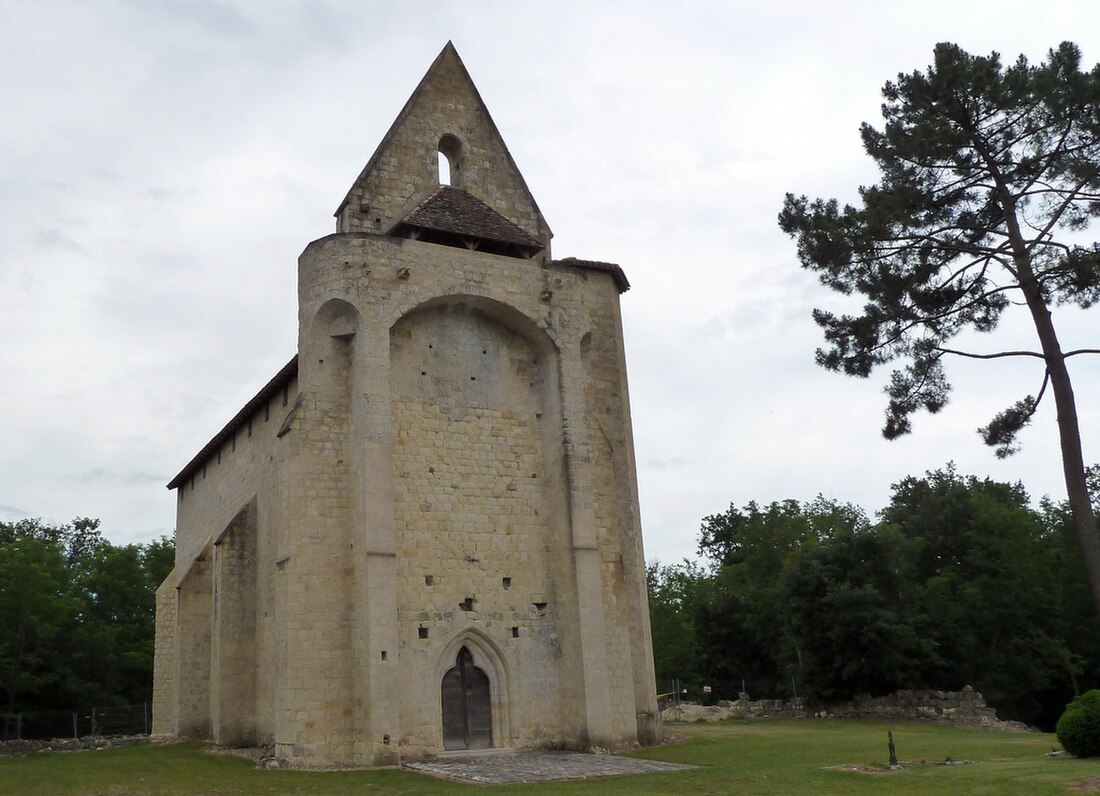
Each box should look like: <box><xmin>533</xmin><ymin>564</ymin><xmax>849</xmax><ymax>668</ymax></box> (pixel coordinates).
<box><xmin>166</xmin><ymin>355</ymin><xmax>300</xmax><ymax>490</ymax></box>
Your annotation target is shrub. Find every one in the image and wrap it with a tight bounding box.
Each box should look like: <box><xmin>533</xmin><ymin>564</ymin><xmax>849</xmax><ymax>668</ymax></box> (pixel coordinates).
<box><xmin>1056</xmin><ymin>690</ymin><xmax>1100</xmax><ymax>758</ymax></box>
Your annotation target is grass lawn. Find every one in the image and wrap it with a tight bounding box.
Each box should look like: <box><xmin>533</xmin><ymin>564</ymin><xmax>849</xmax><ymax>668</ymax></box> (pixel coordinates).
<box><xmin>0</xmin><ymin>719</ymin><xmax>1096</xmax><ymax>795</ymax></box>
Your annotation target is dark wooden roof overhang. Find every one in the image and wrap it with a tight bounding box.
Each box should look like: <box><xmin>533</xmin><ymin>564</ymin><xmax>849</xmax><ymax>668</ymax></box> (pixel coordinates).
<box><xmin>390</xmin><ymin>186</ymin><xmax>544</xmax><ymax>259</ymax></box>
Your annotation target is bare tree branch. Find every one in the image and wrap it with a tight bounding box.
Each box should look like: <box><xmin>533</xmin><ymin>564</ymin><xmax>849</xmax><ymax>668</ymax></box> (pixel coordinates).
<box><xmin>935</xmin><ymin>347</ymin><xmax>1045</xmax><ymax>360</ymax></box>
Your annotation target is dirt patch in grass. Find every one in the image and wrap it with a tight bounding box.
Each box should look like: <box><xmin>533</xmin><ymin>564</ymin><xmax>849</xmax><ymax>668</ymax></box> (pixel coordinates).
<box><xmin>829</xmin><ymin>759</ymin><xmax>980</xmax><ymax>774</ymax></box>
<box><xmin>201</xmin><ymin>744</ymin><xmax>265</xmax><ymax>763</ymax></box>
<box><xmin>657</xmin><ymin>732</ymin><xmax>690</xmax><ymax>747</ymax></box>
<box><xmin>830</xmin><ymin>763</ymin><xmax>902</xmax><ymax>775</ymax></box>
<box><xmin>1070</xmin><ymin>776</ymin><xmax>1100</xmax><ymax>792</ymax></box>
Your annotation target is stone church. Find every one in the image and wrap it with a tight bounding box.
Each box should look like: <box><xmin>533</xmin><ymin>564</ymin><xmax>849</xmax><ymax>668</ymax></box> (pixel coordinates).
<box><xmin>152</xmin><ymin>43</ymin><xmax>659</xmax><ymax>767</ymax></box>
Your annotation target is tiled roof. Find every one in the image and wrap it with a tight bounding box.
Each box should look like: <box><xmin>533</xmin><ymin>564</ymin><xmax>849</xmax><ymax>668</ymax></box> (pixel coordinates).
<box><xmin>399</xmin><ymin>186</ymin><xmax>542</xmax><ymax>249</ymax></box>
<box><xmin>166</xmin><ymin>356</ymin><xmax>299</xmax><ymax>490</ymax></box>
<box><xmin>552</xmin><ymin>257</ymin><xmax>630</xmax><ymax>293</ymax></box>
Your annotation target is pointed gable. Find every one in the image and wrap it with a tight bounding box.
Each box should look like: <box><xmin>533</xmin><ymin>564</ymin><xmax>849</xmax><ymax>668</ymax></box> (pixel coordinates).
<box><xmin>336</xmin><ymin>42</ymin><xmax>551</xmax><ymax>251</ymax></box>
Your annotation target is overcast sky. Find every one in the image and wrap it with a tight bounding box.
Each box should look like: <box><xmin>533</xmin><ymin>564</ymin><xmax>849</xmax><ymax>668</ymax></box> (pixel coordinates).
<box><xmin>2</xmin><ymin>1</ymin><xmax>1098</xmax><ymax>564</ymax></box>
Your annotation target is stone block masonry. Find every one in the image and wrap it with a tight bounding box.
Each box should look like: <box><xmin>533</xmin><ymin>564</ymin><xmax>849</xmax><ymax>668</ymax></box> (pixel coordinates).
<box><xmin>663</xmin><ymin>687</ymin><xmax>1030</xmax><ymax>731</ymax></box>
<box><xmin>153</xmin><ymin>41</ymin><xmax>659</xmax><ymax>767</ymax></box>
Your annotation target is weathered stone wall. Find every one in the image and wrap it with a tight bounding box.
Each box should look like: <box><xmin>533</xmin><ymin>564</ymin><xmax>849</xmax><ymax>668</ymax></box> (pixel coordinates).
<box><xmin>0</xmin><ymin>736</ymin><xmax>150</xmax><ymax>757</ymax></box>
<box><xmin>390</xmin><ymin>304</ymin><xmax>565</xmax><ymax>753</ymax></box>
<box><xmin>174</xmin><ymin>553</ymin><xmax>211</xmax><ymax>738</ymax></box>
<box><xmin>156</xmin><ymin>42</ymin><xmax>658</xmax><ymax>768</ymax></box>
<box><xmin>210</xmin><ymin>501</ymin><xmax>257</xmax><ymax>747</ymax></box>
<box><xmin>157</xmin><ymin>376</ymin><xmax>297</xmax><ymax>745</ymax></box>
<box><xmin>270</xmin><ymin>316</ymin><xmax>358</xmax><ymax>764</ymax></box>
<box><xmin>151</xmin><ymin>577</ymin><xmax>177</xmax><ymax>735</ymax></box>
<box><xmin>817</xmin><ymin>687</ymin><xmax>1008</xmax><ymax>727</ymax></box>
<box><xmin>291</xmin><ymin>231</ymin><xmax>658</xmax><ymax>762</ymax></box>
<box><xmin>335</xmin><ymin>45</ymin><xmax>550</xmax><ymax>248</ymax></box>
<box><xmin>330</xmin><ymin>47</ymin><xmax>545</xmax><ymax>245</ymax></box>
<box><xmin>172</xmin><ymin>380</ymin><xmax>297</xmax><ymax>573</ymax></box>
<box><xmin>160</xmin><ymin>248</ymin><xmax>657</xmax><ymax>765</ymax></box>
<box><xmin>662</xmin><ymin>699</ymin><xmax>806</xmax><ymax>723</ymax></box>
<box><xmin>583</xmin><ymin>297</ymin><xmax>659</xmax><ymax>744</ymax></box>
<box><xmin>663</xmin><ymin>688</ymin><xmax>1023</xmax><ymax>730</ymax></box>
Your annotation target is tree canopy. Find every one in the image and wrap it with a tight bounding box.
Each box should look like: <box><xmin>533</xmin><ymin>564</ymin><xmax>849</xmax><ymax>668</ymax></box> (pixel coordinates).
<box><xmin>647</xmin><ymin>468</ymin><xmax>1100</xmax><ymax>728</ymax></box>
<box><xmin>778</xmin><ymin>41</ymin><xmax>1100</xmax><ymax>615</ymax></box>
<box><xmin>0</xmin><ymin>518</ymin><xmax>173</xmax><ymax>715</ymax></box>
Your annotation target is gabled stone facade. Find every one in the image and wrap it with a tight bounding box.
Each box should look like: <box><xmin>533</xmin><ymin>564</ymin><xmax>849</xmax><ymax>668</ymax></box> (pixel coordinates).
<box><xmin>152</xmin><ymin>42</ymin><xmax>659</xmax><ymax>767</ymax></box>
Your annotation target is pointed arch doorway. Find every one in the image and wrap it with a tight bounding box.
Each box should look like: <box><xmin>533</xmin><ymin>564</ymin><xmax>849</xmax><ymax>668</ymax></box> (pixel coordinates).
<box><xmin>441</xmin><ymin>646</ymin><xmax>492</xmax><ymax>750</ymax></box>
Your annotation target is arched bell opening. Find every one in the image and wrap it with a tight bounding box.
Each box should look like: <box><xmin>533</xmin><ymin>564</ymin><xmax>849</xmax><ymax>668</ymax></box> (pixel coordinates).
<box><xmin>437</xmin><ymin>133</ymin><xmax>463</xmax><ymax>187</ymax></box>
<box><xmin>441</xmin><ymin>646</ymin><xmax>492</xmax><ymax>750</ymax></box>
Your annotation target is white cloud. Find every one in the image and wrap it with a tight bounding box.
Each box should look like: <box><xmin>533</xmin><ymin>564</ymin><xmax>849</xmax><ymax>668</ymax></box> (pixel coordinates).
<box><xmin>0</xmin><ymin>0</ymin><xmax>1097</xmax><ymax>559</ymax></box>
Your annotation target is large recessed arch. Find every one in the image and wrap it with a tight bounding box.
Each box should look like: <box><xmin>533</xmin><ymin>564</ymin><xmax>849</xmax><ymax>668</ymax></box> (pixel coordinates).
<box><xmin>388</xmin><ymin>293</ymin><xmax>560</xmax><ymax>357</ymax></box>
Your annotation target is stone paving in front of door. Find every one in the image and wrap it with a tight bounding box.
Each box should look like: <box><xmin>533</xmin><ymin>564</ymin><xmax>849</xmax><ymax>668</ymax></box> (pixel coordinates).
<box><xmin>404</xmin><ymin>748</ymin><xmax>696</xmax><ymax>784</ymax></box>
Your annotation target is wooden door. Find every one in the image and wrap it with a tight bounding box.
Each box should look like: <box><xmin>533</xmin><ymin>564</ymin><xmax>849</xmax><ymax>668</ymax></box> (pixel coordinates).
<box><xmin>441</xmin><ymin>647</ymin><xmax>492</xmax><ymax>750</ymax></box>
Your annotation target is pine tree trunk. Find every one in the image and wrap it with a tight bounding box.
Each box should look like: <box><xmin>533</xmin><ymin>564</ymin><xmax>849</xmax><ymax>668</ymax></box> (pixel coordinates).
<box><xmin>1024</xmin><ymin>300</ymin><xmax>1100</xmax><ymax>619</ymax></box>
<box><xmin>1010</xmin><ymin>235</ymin><xmax>1100</xmax><ymax>619</ymax></box>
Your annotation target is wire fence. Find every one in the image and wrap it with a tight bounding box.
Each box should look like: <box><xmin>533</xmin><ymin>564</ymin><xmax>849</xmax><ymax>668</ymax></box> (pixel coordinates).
<box><xmin>659</xmin><ymin>677</ymin><xmax>801</xmax><ymax>705</ymax></box>
<box><xmin>0</xmin><ymin>704</ymin><xmax>151</xmax><ymax>741</ymax></box>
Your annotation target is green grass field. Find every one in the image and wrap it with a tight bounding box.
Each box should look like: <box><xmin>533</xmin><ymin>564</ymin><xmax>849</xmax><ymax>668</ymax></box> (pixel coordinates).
<box><xmin>1</xmin><ymin>719</ymin><xmax>1096</xmax><ymax>795</ymax></box>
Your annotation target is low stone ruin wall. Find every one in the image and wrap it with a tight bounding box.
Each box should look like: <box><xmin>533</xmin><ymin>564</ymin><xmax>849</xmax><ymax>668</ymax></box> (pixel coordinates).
<box><xmin>662</xmin><ymin>686</ymin><xmax>1030</xmax><ymax>730</ymax></box>
<box><xmin>0</xmin><ymin>734</ymin><xmax>150</xmax><ymax>757</ymax></box>
<box><xmin>662</xmin><ymin>698</ymin><xmax>806</xmax><ymax>723</ymax></box>
<box><xmin>817</xmin><ymin>686</ymin><xmax>1009</xmax><ymax>726</ymax></box>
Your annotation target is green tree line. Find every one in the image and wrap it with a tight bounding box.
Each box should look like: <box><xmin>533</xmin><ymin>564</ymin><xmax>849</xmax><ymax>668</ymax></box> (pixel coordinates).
<box><xmin>648</xmin><ymin>466</ymin><xmax>1100</xmax><ymax>730</ymax></box>
<box><xmin>0</xmin><ymin>518</ymin><xmax>173</xmax><ymax>715</ymax></box>
<box><xmin>779</xmin><ymin>41</ymin><xmax>1100</xmax><ymax>618</ymax></box>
